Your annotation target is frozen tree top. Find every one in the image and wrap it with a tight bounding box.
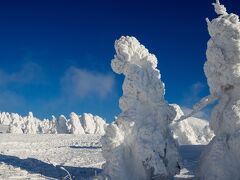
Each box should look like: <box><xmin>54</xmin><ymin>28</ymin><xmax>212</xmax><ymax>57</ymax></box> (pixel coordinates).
<box><xmin>213</xmin><ymin>0</ymin><xmax>228</xmax><ymax>15</ymax></box>
<box><xmin>205</xmin><ymin>0</ymin><xmax>240</xmax><ymax>96</ymax></box>
<box><xmin>112</xmin><ymin>36</ymin><xmax>158</xmax><ymax>74</ymax></box>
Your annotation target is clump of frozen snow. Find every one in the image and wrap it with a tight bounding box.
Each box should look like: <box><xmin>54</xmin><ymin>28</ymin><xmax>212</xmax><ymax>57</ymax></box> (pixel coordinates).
<box><xmin>170</xmin><ymin>104</ymin><xmax>214</xmax><ymax>145</ymax></box>
<box><xmin>199</xmin><ymin>1</ymin><xmax>240</xmax><ymax>179</ymax></box>
<box><xmin>101</xmin><ymin>36</ymin><xmax>180</xmax><ymax>180</ymax></box>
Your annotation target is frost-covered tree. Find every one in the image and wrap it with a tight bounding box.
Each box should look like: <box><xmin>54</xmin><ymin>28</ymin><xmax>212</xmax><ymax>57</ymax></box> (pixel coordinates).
<box><xmin>68</xmin><ymin>112</ymin><xmax>85</xmax><ymax>134</ymax></box>
<box><xmin>24</xmin><ymin>112</ymin><xmax>37</xmax><ymax>134</ymax></box>
<box><xmin>80</xmin><ymin>113</ymin><xmax>106</xmax><ymax>135</ymax></box>
<box><xmin>49</xmin><ymin>115</ymin><xmax>57</xmax><ymax>134</ymax></box>
<box><xmin>56</xmin><ymin>115</ymin><xmax>69</xmax><ymax>134</ymax></box>
<box><xmin>93</xmin><ymin>115</ymin><xmax>106</xmax><ymax>135</ymax></box>
<box><xmin>170</xmin><ymin>104</ymin><xmax>214</xmax><ymax>145</ymax></box>
<box><xmin>199</xmin><ymin>1</ymin><xmax>240</xmax><ymax>179</ymax></box>
<box><xmin>101</xmin><ymin>36</ymin><xmax>180</xmax><ymax>180</ymax></box>
<box><xmin>0</xmin><ymin>112</ymin><xmax>12</xmax><ymax>125</ymax></box>
<box><xmin>8</xmin><ymin>113</ymin><xmax>23</xmax><ymax>134</ymax></box>
<box><xmin>81</xmin><ymin>113</ymin><xmax>96</xmax><ymax>134</ymax></box>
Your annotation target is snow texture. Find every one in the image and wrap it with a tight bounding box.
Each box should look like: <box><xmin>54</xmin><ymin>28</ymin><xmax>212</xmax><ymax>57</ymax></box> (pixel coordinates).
<box><xmin>101</xmin><ymin>36</ymin><xmax>180</xmax><ymax>180</ymax></box>
<box><xmin>0</xmin><ymin>134</ymin><xmax>104</xmax><ymax>180</ymax></box>
<box><xmin>199</xmin><ymin>1</ymin><xmax>240</xmax><ymax>179</ymax></box>
<box><xmin>0</xmin><ymin>133</ymin><xmax>206</xmax><ymax>180</ymax></box>
<box><xmin>170</xmin><ymin>104</ymin><xmax>214</xmax><ymax>145</ymax></box>
<box><xmin>0</xmin><ymin>112</ymin><xmax>106</xmax><ymax>135</ymax></box>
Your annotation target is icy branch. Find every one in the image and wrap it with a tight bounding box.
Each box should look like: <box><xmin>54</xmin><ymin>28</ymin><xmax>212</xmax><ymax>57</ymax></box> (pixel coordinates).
<box><xmin>175</xmin><ymin>95</ymin><xmax>218</xmax><ymax>123</ymax></box>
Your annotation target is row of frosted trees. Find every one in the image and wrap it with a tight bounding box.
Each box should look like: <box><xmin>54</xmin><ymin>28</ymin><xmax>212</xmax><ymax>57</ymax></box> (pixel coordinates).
<box><xmin>100</xmin><ymin>1</ymin><xmax>240</xmax><ymax>180</ymax></box>
<box><xmin>2</xmin><ymin>112</ymin><xmax>106</xmax><ymax>135</ymax></box>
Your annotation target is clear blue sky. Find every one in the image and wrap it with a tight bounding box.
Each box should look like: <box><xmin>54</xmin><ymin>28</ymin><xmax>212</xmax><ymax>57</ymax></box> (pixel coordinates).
<box><xmin>0</xmin><ymin>0</ymin><xmax>238</xmax><ymax>121</ymax></box>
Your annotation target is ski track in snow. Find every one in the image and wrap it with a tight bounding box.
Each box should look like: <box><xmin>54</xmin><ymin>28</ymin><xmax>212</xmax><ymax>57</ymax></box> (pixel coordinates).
<box><xmin>0</xmin><ymin>134</ymin><xmax>203</xmax><ymax>179</ymax></box>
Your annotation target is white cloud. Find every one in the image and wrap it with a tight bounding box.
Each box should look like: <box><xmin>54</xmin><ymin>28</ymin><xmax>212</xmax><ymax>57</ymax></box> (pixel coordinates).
<box><xmin>0</xmin><ymin>90</ymin><xmax>26</xmax><ymax>110</ymax></box>
<box><xmin>180</xmin><ymin>82</ymin><xmax>212</xmax><ymax>120</ymax></box>
<box><xmin>182</xmin><ymin>82</ymin><xmax>206</xmax><ymax>106</ymax></box>
<box><xmin>61</xmin><ymin>66</ymin><xmax>115</xmax><ymax>99</ymax></box>
<box><xmin>0</xmin><ymin>62</ymin><xmax>43</xmax><ymax>86</ymax></box>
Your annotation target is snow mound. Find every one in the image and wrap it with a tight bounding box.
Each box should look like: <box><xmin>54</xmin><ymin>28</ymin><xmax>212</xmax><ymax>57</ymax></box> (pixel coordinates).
<box><xmin>101</xmin><ymin>36</ymin><xmax>180</xmax><ymax>180</ymax></box>
<box><xmin>199</xmin><ymin>1</ymin><xmax>240</xmax><ymax>179</ymax></box>
<box><xmin>170</xmin><ymin>105</ymin><xmax>214</xmax><ymax>145</ymax></box>
<box><xmin>0</xmin><ymin>112</ymin><xmax>107</xmax><ymax>135</ymax></box>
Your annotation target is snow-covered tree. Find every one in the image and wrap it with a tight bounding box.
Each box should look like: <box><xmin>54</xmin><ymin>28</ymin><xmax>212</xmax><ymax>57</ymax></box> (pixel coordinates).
<box><xmin>101</xmin><ymin>36</ymin><xmax>180</xmax><ymax>180</ymax></box>
<box><xmin>170</xmin><ymin>104</ymin><xmax>214</xmax><ymax>145</ymax></box>
<box><xmin>56</xmin><ymin>115</ymin><xmax>69</xmax><ymax>134</ymax></box>
<box><xmin>8</xmin><ymin>113</ymin><xmax>23</xmax><ymax>134</ymax></box>
<box><xmin>0</xmin><ymin>112</ymin><xmax>12</xmax><ymax>125</ymax></box>
<box><xmin>68</xmin><ymin>112</ymin><xmax>85</xmax><ymax>134</ymax></box>
<box><xmin>93</xmin><ymin>115</ymin><xmax>106</xmax><ymax>135</ymax></box>
<box><xmin>24</xmin><ymin>112</ymin><xmax>37</xmax><ymax>134</ymax></box>
<box><xmin>49</xmin><ymin>115</ymin><xmax>57</xmax><ymax>134</ymax></box>
<box><xmin>80</xmin><ymin>113</ymin><xmax>106</xmax><ymax>135</ymax></box>
<box><xmin>81</xmin><ymin>113</ymin><xmax>96</xmax><ymax>134</ymax></box>
<box><xmin>199</xmin><ymin>1</ymin><xmax>240</xmax><ymax>179</ymax></box>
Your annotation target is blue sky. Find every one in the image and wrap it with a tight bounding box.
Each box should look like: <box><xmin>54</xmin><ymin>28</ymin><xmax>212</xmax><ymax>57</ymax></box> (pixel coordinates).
<box><xmin>0</xmin><ymin>0</ymin><xmax>238</xmax><ymax>121</ymax></box>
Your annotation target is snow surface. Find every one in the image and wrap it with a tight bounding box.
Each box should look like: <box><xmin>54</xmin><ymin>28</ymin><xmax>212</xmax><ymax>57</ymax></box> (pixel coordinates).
<box><xmin>0</xmin><ymin>134</ymin><xmax>204</xmax><ymax>180</ymax></box>
<box><xmin>0</xmin><ymin>134</ymin><xmax>104</xmax><ymax>179</ymax></box>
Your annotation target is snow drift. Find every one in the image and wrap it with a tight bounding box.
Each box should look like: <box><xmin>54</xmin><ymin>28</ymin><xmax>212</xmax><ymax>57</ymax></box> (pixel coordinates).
<box><xmin>199</xmin><ymin>1</ymin><xmax>240</xmax><ymax>179</ymax></box>
<box><xmin>0</xmin><ymin>112</ymin><xmax>107</xmax><ymax>135</ymax></box>
<box><xmin>101</xmin><ymin>36</ymin><xmax>180</xmax><ymax>180</ymax></box>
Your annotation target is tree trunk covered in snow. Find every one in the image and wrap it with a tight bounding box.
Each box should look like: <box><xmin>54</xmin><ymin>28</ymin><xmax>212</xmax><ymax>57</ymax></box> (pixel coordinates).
<box><xmin>101</xmin><ymin>36</ymin><xmax>180</xmax><ymax>180</ymax></box>
<box><xmin>199</xmin><ymin>1</ymin><xmax>240</xmax><ymax>179</ymax></box>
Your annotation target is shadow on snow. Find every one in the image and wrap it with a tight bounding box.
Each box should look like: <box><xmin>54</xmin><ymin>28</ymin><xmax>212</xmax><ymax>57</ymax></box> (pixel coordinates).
<box><xmin>69</xmin><ymin>145</ymin><xmax>102</xmax><ymax>149</ymax></box>
<box><xmin>0</xmin><ymin>154</ymin><xmax>102</xmax><ymax>179</ymax></box>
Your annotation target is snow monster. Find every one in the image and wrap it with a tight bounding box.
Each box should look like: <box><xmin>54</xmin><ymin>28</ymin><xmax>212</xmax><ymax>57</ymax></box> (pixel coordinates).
<box><xmin>101</xmin><ymin>36</ymin><xmax>180</xmax><ymax>180</ymax></box>
<box><xmin>199</xmin><ymin>1</ymin><xmax>240</xmax><ymax>179</ymax></box>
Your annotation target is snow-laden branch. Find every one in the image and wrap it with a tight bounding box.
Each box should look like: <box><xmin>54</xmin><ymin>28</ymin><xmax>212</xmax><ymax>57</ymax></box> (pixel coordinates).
<box><xmin>175</xmin><ymin>95</ymin><xmax>218</xmax><ymax>123</ymax></box>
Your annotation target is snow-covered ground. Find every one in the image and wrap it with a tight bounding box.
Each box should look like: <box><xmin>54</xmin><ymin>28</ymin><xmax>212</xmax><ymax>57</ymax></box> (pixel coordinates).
<box><xmin>0</xmin><ymin>134</ymin><xmax>203</xmax><ymax>179</ymax></box>
<box><xmin>0</xmin><ymin>134</ymin><xmax>104</xmax><ymax>179</ymax></box>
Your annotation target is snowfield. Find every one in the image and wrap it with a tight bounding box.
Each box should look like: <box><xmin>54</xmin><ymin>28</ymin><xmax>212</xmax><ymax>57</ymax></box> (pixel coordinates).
<box><xmin>0</xmin><ymin>134</ymin><xmax>203</xmax><ymax>179</ymax></box>
<box><xmin>0</xmin><ymin>134</ymin><xmax>104</xmax><ymax>179</ymax></box>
